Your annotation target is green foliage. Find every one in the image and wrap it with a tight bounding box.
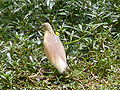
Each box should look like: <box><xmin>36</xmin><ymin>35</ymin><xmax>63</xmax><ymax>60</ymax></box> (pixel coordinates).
<box><xmin>0</xmin><ymin>0</ymin><xmax>120</xmax><ymax>89</ymax></box>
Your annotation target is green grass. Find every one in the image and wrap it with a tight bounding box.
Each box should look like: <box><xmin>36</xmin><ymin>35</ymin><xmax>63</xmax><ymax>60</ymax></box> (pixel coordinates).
<box><xmin>0</xmin><ymin>0</ymin><xmax>120</xmax><ymax>89</ymax></box>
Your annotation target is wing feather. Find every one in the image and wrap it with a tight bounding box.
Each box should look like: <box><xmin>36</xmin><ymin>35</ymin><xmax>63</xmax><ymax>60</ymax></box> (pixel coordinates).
<box><xmin>44</xmin><ymin>31</ymin><xmax>66</xmax><ymax>65</ymax></box>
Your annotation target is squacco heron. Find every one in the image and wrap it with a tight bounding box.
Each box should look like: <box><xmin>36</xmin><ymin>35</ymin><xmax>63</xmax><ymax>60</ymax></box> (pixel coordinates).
<box><xmin>42</xmin><ymin>22</ymin><xmax>69</xmax><ymax>74</ymax></box>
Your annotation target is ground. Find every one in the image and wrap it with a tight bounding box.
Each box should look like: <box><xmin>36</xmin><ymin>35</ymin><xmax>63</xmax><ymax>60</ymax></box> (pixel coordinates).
<box><xmin>0</xmin><ymin>0</ymin><xmax>120</xmax><ymax>89</ymax></box>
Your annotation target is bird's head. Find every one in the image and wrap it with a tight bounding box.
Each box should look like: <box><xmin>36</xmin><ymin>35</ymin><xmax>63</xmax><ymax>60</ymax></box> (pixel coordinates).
<box><xmin>41</xmin><ymin>22</ymin><xmax>53</xmax><ymax>33</ymax></box>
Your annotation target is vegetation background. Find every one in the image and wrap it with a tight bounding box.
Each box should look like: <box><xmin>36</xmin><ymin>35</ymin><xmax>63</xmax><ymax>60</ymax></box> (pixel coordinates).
<box><xmin>0</xmin><ymin>0</ymin><xmax>120</xmax><ymax>89</ymax></box>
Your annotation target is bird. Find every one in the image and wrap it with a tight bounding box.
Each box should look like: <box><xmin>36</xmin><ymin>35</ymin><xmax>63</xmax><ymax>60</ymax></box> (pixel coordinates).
<box><xmin>41</xmin><ymin>22</ymin><xmax>69</xmax><ymax>74</ymax></box>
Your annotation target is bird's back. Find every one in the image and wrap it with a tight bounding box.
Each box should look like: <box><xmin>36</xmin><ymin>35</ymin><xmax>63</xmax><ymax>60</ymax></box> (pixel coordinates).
<box><xmin>44</xmin><ymin>31</ymin><xmax>67</xmax><ymax>73</ymax></box>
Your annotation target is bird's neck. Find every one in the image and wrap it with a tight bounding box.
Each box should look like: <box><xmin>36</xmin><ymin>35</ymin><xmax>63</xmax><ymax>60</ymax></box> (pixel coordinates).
<box><xmin>47</xmin><ymin>28</ymin><xmax>55</xmax><ymax>35</ymax></box>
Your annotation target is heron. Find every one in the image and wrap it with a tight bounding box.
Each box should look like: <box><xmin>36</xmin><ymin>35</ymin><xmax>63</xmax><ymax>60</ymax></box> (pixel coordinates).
<box><xmin>42</xmin><ymin>22</ymin><xmax>69</xmax><ymax>74</ymax></box>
